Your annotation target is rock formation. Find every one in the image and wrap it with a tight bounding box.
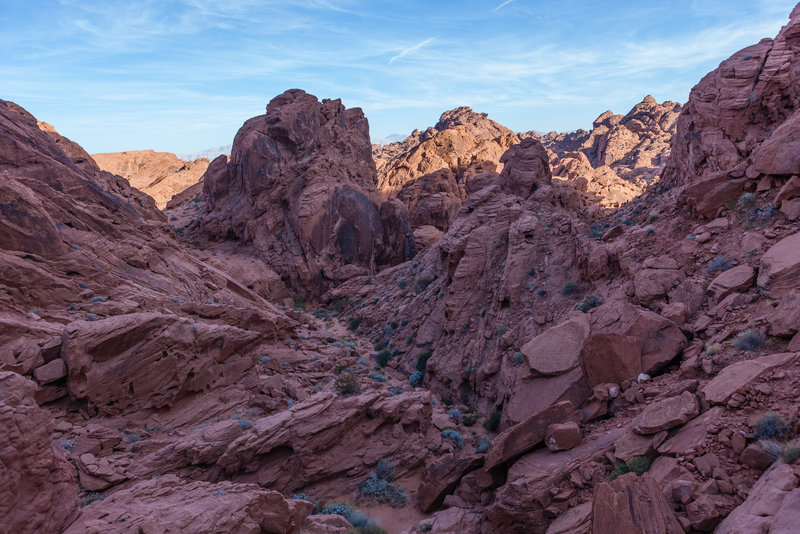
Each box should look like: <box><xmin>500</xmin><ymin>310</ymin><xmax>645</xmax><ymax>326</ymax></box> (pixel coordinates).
<box><xmin>92</xmin><ymin>149</ymin><xmax>210</xmax><ymax>209</ymax></box>
<box><xmin>196</xmin><ymin>89</ymin><xmax>414</xmax><ymax>294</ymax></box>
<box><xmin>542</xmin><ymin>95</ymin><xmax>682</xmax><ymax>207</ymax></box>
<box><xmin>7</xmin><ymin>4</ymin><xmax>800</xmax><ymax>533</ymax></box>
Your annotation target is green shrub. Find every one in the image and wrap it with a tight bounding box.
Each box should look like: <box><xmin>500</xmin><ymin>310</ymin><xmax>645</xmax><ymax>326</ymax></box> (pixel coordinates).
<box><xmin>375</xmin><ymin>458</ymin><xmax>396</xmax><ymax>481</ymax></box>
<box><xmin>704</xmin><ymin>342</ymin><xmax>722</xmax><ymax>356</ymax></box>
<box><xmin>348</xmin><ymin>318</ymin><xmax>362</xmax><ymax>331</ymax></box>
<box><xmin>754</xmin><ymin>413</ymin><xmax>788</xmax><ymax>441</ymax></box>
<box><xmin>476</xmin><ymin>438</ymin><xmax>491</xmax><ymax>453</ymax></box>
<box><xmin>376</xmin><ymin>350</ymin><xmax>392</xmax><ymax>367</ymax></box>
<box><xmin>484</xmin><ymin>411</ymin><xmax>501</xmax><ymax>431</ymax></box>
<box><xmin>334</xmin><ymin>372</ymin><xmax>360</xmax><ymax>395</ymax></box>
<box><xmin>781</xmin><ymin>444</ymin><xmax>800</xmax><ymax>464</ymax></box>
<box><xmin>732</xmin><ymin>329</ymin><xmax>766</xmax><ymax>351</ymax></box>
<box><xmin>562</xmin><ymin>281</ymin><xmax>577</xmax><ymax>296</ymax></box>
<box><xmin>647</xmin><ymin>210</ymin><xmax>659</xmax><ymax>223</ymax></box>
<box><xmin>576</xmin><ymin>294</ymin><xmax>603</xmax><ymax>313</ymax></box>
<box><xmin>361</xmin><ymin>526</ymin><xmax>389</xmax><ymax>534</ymax></box>
<box><xmin>643</xmin><ymin>225</ymin><xmax>655</xmax><ymax>234</ymax></box>
<box><xmin>416</xmin><ymin>351</ymin><xmax>432</xmax><ymax>372</ymax></box>
<box><xmin>609</xmin><ymin>456</ymin><xmax>652</xmax><ymax>481</ymax></box>
<box><xmin>463</xmin><ymin>413</ymin><xmax>479</xmax><ymax>427</ymax></box>
<box><xmin>292</xmin><ymin>295</ymin><xmax>306</xmax><ymax>310</ymax></box>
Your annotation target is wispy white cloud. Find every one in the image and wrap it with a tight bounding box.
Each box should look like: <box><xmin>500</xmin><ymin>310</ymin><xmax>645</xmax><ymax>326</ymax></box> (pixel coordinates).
<box><xmin>389</xmin><ymin>37</ymin><xmax>435</xmax><ymax>64</ymax></box>
<box><xmin>494</xmin><ymin>0</ymin><xmax>515</xmax><ymax>12</ymax></box>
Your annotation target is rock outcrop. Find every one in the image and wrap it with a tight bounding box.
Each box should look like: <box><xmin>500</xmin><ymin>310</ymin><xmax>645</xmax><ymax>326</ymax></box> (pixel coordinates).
<box><xmin>543</xmin><ymin>96</ymin><xmax>681</xmax><ymax>207</ymax></box>
<box><xmin>197</xmin><ymin>89</ymin><xmax>414</xmax><ymax>294</ymax></box>
<box><xmin>92</xmin><ymin>149</ymin><xmax>209</xmax><ymax>209</ymax></box>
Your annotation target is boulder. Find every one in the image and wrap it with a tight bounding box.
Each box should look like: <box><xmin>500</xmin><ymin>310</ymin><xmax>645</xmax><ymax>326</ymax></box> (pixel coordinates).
<box><xmin>580</xmin><ymin>302</ymin><xmax>686</xmax><ymax>387</ymax></box>
<box><xmin>592</xmin><ymin>472</ymin><xmax>684</xmax><ymax>534</ymax></box>
<box><xmin>701</xmin><ymin>353</ymin><xmax>798</xmax><ymax>405</ymax></box>
<box><xmin>633</xmin><ymin>391</ymin><xmax>700</xmax><ymax>435</ymax></box>
<box><xmin>32</xmin><ymin>358</ymin><xmax>66</xmax><ymax>384</ymax></box>
<box><xmin>707</xmin><ymin>265</ymin><xmax>755</xmax><ymax>303</ymax></box>
<box><xmin>545</xmin><ymin>421</ymin><xmax>582</xmax><ymax>452</ymax></box>
<box><xmin>482</xmin><ymin>401</ymin><xmax>581</xmax><ymax>480</ymax></box>
<box><xmin>520</xmin><ymin>314</ymin><xmax>589</xmax><ymax>375</ymax></box>
<box><xmin>758</xmin><ymin>232</ymin><xmax>800</xmax><ymax>297</ymax></box>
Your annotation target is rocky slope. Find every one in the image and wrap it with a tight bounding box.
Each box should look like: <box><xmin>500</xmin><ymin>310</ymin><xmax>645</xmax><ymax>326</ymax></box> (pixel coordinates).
<box><xmin>4</xmin><ymin>4</ymin><xmax>800</xmax><ymax>534</ymax></box>
<box><xmin>92</xmin><ymin>149</ymin><xmax>209</xmax><ymax>209</ymax></box>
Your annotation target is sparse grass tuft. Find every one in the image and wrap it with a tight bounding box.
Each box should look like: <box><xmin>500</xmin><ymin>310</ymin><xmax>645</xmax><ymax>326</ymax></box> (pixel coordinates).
<box><xmin>754</xmin><ymin>412</ymin><xmax>788</xmax><ymax>441</ymax></box>
<box><xmin>732</xmin><ymin>329</ymin><xmax>766</xmax><ymax>351</ymax></box>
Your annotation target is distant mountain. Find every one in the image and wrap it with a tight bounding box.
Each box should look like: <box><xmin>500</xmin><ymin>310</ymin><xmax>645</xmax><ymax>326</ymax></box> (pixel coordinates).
<box><xmin>178</xmin><ymin>144</ymin><xmax>232</xmax><ymax>161</ymax></box>
<box><xmin>370</xmin><ymin>134</ymin><xmax>405</xmax><ymax>146</ymax></box>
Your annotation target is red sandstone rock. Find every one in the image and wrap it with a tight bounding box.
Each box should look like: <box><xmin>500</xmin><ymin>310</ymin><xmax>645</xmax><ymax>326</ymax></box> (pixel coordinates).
<box><xmin>592</xmin><ymin>472</ymin><xmax>684</xmax><ymax>534</ymax></box>
<box><xmin>545</xmin><ymin>421</ymin><xmax>582</xmax><ymax>451</ymax></box>
<box><xmin>633</xmin><ymin>391</ymin><xmax>700</xmax><ymax>434</ymax></box>
<box><xmin>418</xmin><ymin>454</ymin><xmax>484</xmax><ymax>512</ymax></box>
<box><xmin>92</xmin><ymin>150</ymin><xmax>209</xmax><ymax>209</ymax></box>
<box><xmin>63</xmin><ymin>475</ymin><xmax>312</xmax><ymax>533</ymax></box>
<box><xmin>0</xmin><ymin>372</ymin><xmax>79</xmax><ymax>533</ymax></box>
<box><xmin>199</xmin><ymin>89</ymin><xmax>413</xmax><ymax>295</ymax></box>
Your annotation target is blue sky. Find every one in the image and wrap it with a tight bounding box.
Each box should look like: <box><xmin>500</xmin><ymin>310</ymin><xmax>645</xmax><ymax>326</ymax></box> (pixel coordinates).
<box><xmin>1</xmin><ymin>0</ymin><xmax>797</xmax><ymax>154</ymax></box>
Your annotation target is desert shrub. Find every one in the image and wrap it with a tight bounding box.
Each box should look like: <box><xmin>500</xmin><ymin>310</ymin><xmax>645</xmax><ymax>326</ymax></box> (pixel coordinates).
<box><xmin>86</xmin><ymin>313</ymin><xmax>98</xmax><ymax>321</ymax></box>
<box><xmin>732</xmin><ymin>329</ymin><xmax>766</xmax><ymax>351</ymax></box>
<box><xmin>738</xmin><ymin>192</ymin><xmax>757</xmax><ymax>208</ymax></box>
<box><xmin>398</xmin><ymin>279</ymin><xmax>407</xmax><ymax>289</ymax></box>
<box><xmin>419</xmin><ymin>524</ymin><xmax>433</xmax><ymax>533</ymax></box>
<box><xmin>643</xmin><ymin>225</ymin><xmax>655</xmax><ymax>234</ymax></box>
<box><xmin>375</xmin><ymin>458</ymin><xmax>396</xmax><ymax>481</ymax></box>
<box><xmin>82</xmin><ymin>492</ymin><xmax>103</xmax><ymax>506</ymax></box>
<box><xmin>212</xmin><ymin>489</ymin><xmax>227</xmax><ymax>495</ymax></box>
<box><xmin>704</xmin><ymin>342</ymin><xmax>723</xmax><ymax>356</ymax></box>
<box><xmin>576</xmin><ymin>294</ymin><xmax>603</xmax><ymax>313</ymax></box>
<box><xmin>647</xmin><ymin>210</ymin><xmax>659</xmax><ymax>223</ymax></box>
<box><xmin>442</xmin><ymin>429</ymin><xmax>464</xmax><ymax>448</ymax></box>
<box><xmin>415</xmin><ymin>276</ymin><xmax>434</xmax><ymax>293</ymax></box>
<box><xmin>448</xmin><ymin>408</ymin><xmax>463</xmax><ymax>422</ymax></box>
<box><xmin>781</xmin><ymin>443</ymin><xmax>800</xmax><ymax>464</ymax></box>
<box><xmin>589</xmin><ymin>223</ymin><xmax>604</xmax><ymax>239</ymax></box>
<box><xmin>238</xmin><ymin>419</ymin><xmax>254</xmax><ymax>429</ymax></box>
<box><xmin>476</xmin><ymin>438</ymin><xmax>491</xmax><ymax>453</ymax></box>
<box><xmin>707</xmin><ymin>256</ymin><xmax>734</xmax><ymax>273</ymax></box>
<box><xmin>512</xmin><ymin>352</ymin><xmax>524</xmax><ymax>365</ymax></box>
<box><xmin>321</xmin><ymin>502</ymin><xmax>352</xmax><ymax>516</ymax></box>
<box><xmin>359</xmin><ymin>472</ymin><xmax>408</xmax><ymax>507</ymax></box>
<box><xmin>91</xmin><ymin>296</ymin><xmax>106</xmax><ymax>303</ymax></box>
<box><xmin>334</xmin><ymin>372</ymin><xmax>360</xmax><ymax>395</ymax></box>
<box><xmin>348</xmin><ymin>318</ymin><xmax>362</xmax><ymax>331</ymax></box>
<box><xmin>59</xmin><ymin>439</ymin><xmax>76</xmax><ymax>451</ymax></box>
<box><xmin>416</xmin><ymin>351</ymin><xmax>432</xmax><ymax>372</ymax></box>
<box><xmin>409</xmin><ymin>370</ymin><xmax>423</xmax><ymax>387</ymax></box>
<box><xmin>754</xmin><ymin>413</ymin><xmax>788</xmax><ymax>441</ymax></box>
<box><xmin>376</xmin><ymin>350</ymin><xmax>392</xmax><ymax>367</ymax></box>
<box><xmin>463</xmin><ymin>413</ymin><xmax>479</xmax><ymax>427</ymax></box>
<box><xmin>124</xmin><ymin>433</ymin><xmax>141</xmax><ymax>442</ymax></box>
<box><xmin>292</xmin><ymin>295</ymin><xmax>306</xmax><ymax>310</ymax></box>
<box><xmin>361</xmin><ymin>526</ymin><xmax>389</xmax><ymax>534</ymax></box>
<box><xmin>370</xmin><ymin>372</ymin><xmax>387</xmax><ymax>383</ymax></box>
<box><xmin>484</xmin><ymin>411</ymin><xmax>501</xmax><ymax>431</ymax></box>
<box><xmin>374</xmin><ymin>340</ymin><xmax>388</xmax><ymax>351</ymax></box>
<box><xmin>562</xmin><ymin>281</ymin><xmax>578</xmax><ymax>296</ymax></box>
<box><xmin>536</xmin><ymin>289</ymin><xmax>547</xmax><ymax>297</ymax></box>
<box><xmin>609</xmin><ymin>456</ymin><xmax>652</xmax><ymax>481</ymax></box>
<box><xmin>497</xmin><ymin>324</ymin><xmax>507</xmax><ymax>336</ymax></box>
